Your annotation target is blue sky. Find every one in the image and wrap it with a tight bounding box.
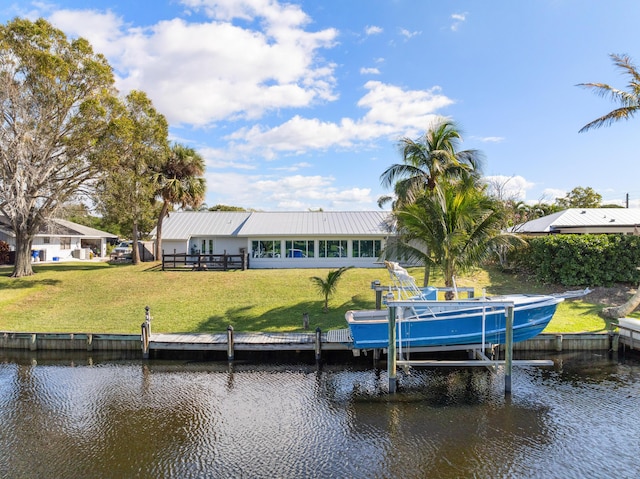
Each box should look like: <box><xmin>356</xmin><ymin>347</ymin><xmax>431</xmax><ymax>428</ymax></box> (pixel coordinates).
<box><xmin>4</xmin><ymin>0</ymin><xmax>640</xmax><ymax>210</ymax></box>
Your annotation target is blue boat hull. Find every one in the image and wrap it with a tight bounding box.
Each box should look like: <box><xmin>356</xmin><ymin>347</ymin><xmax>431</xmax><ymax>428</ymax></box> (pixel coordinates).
<box><xmin>346</xmin><ymin>295</ymin><xmax>563</xmax><ymax>349</ymax></box>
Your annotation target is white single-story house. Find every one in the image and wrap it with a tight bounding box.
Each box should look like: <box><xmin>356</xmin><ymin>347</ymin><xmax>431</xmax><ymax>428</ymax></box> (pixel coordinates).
<box><xmin>0</xmin><ymin>216</ymin><xmax>117</xmax><ymax>261</ymax></box>
<box><xmin>155</xmin><ymin>211</ymin><xmax>395</xmax><ymax>269</ymax></box>
<box><xmin>511</xmin><ymin>208</ymin><xmax>640</xmax><ymax>235</ymax></box>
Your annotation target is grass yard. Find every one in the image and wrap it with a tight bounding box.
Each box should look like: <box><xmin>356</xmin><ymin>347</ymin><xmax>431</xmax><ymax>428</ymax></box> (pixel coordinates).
<box><xmin>0</xmin><ymin>261</ymin><xmax>629</xmax><ymax>334</ymax></box>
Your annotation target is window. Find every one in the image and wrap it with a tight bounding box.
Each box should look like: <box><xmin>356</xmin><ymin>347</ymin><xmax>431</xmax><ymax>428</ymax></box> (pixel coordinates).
<box><xmin>285</xmin><ymin>240</ymin><xmax>314</xmax><ymax>258</ymax></box>
<box><xmin>319</xmin><ymin>240</ymin><xmax>347</xmax><ymax>258</ymax></box>
<box><xmin>43</xmin><ymin>237</ymin><xmax>51</xmax><ymax>244</ymax></box>
<box><xmin>60</xmin><ymin>237</ymin><xmax>72</xmax><ymax>250</ymax></box>
<box><xmin>252</xmin><ymin>240</ymin><xmax>281</xmax><ymax>258</ymax></box>
<box><xmin>352</xmin><ymin>240</ymin><xmax>381</xmax><ymax>258</ymax></box>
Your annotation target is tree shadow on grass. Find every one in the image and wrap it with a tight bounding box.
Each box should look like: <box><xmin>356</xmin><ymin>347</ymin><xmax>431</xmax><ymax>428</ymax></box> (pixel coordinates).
<box><xmin>0</xmin><ymin>277</ymin><xmax>61</xmax><ymax>289</ymax></box>
<box><xmin>194</xmin><ymin>295</ymin><xmax>373</xmax><ymax>334</ymax></box>
<box><xmin>143</xmin><ymin>263</ymin><xmax>164</xmax><ymax>272</ymax></box>
<box><xmin>31</xmin><ymin>263</ymin><xmax>112</xmax><ymax>273</ymax></box>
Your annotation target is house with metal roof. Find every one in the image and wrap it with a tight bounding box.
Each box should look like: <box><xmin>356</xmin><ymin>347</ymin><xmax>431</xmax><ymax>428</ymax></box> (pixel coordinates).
<box><xmin>0</xmin><ymin>216</ymin><xmax>117</xmax><ymax>262</ymax></box>
<box><xmin>511</xmin><ymin>208</ymin><xmax>640</xmax><ymax>235</ymax></box>
<box><xmin>155</xmin><ymin>211</ymin><xmax>394</xmax><ymax>268</ymax></box>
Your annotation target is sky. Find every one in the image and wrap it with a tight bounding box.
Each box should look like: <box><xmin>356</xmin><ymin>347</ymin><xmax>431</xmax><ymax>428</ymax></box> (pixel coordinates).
<box><xmin>3</xmin><ymin>0</ymin><xmax>640</xmax><ymax>210</ymax></box>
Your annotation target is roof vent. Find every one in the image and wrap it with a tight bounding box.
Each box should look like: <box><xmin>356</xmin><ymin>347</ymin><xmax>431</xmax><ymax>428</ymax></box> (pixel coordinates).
<box><xmin>581</xmin><ymin>210</ymin><xmax>586</xmax><ymax>214</ymax></box>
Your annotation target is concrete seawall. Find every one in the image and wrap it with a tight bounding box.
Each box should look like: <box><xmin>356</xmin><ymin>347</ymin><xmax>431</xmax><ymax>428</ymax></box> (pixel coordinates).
<box><xmin>1</xmin><ymin>332</ymin><xmax>140</xmax><ymax>352</ymax></box>
<box><xmin>1</xmin><ymin>330</ymin><xmax>625</xmax><ymax>355</ymax></box>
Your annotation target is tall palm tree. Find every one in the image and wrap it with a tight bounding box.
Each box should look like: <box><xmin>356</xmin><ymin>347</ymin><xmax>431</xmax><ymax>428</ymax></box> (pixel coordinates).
<box><xmin>154</xmin><ymin>143</ymin><xmax>206</xmax><ymax>259</ymax></box>
<box><xmin>379</xmin><ymin>118</ymin><xmax>483</xmax><ymax>208</ymax></box>
<box><xmin>395</xmin><ymin>176</ymin><xmax>518</xmax><ymax>298</ymax></box>
<box><xmin>578</xmin><ymin>54</ymin><xmax>640</xmax><ymax>318</ymax></box>
<box><xmin>310</xmin><ymin>266</ymin><xmax>354</xmax><ymax>313</ymax></box>
<box><xmin>578</xmin><ymin>53</ymin><xmax>640</xmax><ymax>132</ymax></box>
<box><xmin>379</xmin><ymin>118</ymin><xmax>483</xmax><ymax>284</ymax></box>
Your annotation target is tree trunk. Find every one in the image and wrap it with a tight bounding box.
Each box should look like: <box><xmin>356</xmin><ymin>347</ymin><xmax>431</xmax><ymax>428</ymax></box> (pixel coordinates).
<box><xmin>11</xmin><ymin>232</ymin><xmax>35</xmax><ymax>278</ymax></box>
<box><xmin>131</xmin><ymin>222</ymin><xmax>140</xmax><ymax>265</ymax></box>
<box><xmin>444</xmin><ymin>270</ymin><xmax>455</xmax><ymax>300</ymax></box>
<box><xmin>154</xmin><ymin>201</ymin><xmax>170</xmax><ymax>261</ymax></box>
<box><xmin>602</xmin><ymin>286</ymin><xmax>640</xmax><ymax>319</ymax></box>
<box><xmin>422</xmin><ymin>264</ymin><xmax>431</xmax><ymax>287</ymax></box>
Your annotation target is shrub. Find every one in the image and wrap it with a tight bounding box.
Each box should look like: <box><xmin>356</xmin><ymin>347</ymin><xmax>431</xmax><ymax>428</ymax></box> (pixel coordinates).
<box><xmin>511</xmin><ymin>234</ymin><xmax>640</xmax><ymax>286</ymax></box>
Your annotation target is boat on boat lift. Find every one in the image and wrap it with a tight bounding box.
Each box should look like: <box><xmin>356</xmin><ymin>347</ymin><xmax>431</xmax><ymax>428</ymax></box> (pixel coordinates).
<box><xmin>345</xmin><ymin>262</ymin><xmax>587</xmax><ymax>350</ymax></box>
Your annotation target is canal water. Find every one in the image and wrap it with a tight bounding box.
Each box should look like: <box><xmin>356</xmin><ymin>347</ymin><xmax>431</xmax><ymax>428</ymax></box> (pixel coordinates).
<box><xmin>1</xmin><ymin>350</ymin><xmax>639</xmax><ymax>479</ymax></box>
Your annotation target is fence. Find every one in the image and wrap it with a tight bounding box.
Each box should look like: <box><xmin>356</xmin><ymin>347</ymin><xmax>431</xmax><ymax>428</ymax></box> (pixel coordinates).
<box><xmin>162</xmin><ymin>252</ymin><xmax>248</xmax><ymax>271</ymax></box>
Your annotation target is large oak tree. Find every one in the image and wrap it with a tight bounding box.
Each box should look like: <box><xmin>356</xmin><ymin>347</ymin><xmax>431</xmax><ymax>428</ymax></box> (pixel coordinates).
<box><xmin>0</xmin><ymin>18</ymin><xmax>118</xmax><ymax>277</ymax></box>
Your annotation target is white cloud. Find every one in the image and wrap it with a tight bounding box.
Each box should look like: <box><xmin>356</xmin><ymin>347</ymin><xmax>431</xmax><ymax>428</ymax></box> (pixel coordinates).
<box><xmin>360</xmin><ymin>67</ymin><xmax>381</xmax><ymax>75</ymax></box>
<box><xmin>484</xmin><ymin>175</ymin><xmax>534</xmax><ymax>201</ymax></box>
<box><xmin>45</xmin><ymin>2</ymin><xmax>339</xmax><ymax>126</ymax></box>
<box><xmin>474</xmin><ymin>136</ymin><xmax>505</xmax><ymax>143</ymax></box>
<box><xmin>450</xmin><ymin>12</ymin><xmax>467</xmax><ymax>31</ymax></box>
<box><xmin>221</xmin><ymin>81</ymin><xmax>454</xmax><ymax>159</ymax></box>
<box><xmin>399</xmin><ymin>28</ymin><xmax>421</xmax><ymax>40</ymax></box>
<box><xmin>365</xmin><ymin>25</ymin><xmax>383</xmax><ymax>36</ymax></box>
<box><xmin>541</xmin><ymin>188</ymin><xmax>566</xmax><ymax>203</ymax></box>
<box><xmin>206</xmin><ymin>173</ymin><xmax>372</xmax><ymax>210</ymax></box>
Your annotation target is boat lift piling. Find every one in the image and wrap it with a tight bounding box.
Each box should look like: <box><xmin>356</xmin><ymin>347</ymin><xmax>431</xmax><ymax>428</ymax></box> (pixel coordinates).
<box><xmin>504</xmin><ymin>304</ymin><xmax>513</xmax><ymax>394</ymax></box>
<box><xmin>386</xmin><ymin>293</ymin><xmax>397</xmax><ymax>393</ymax></box>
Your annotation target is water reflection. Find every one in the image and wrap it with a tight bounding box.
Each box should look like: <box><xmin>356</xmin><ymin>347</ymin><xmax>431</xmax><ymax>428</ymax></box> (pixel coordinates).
<box><xmin>1</xmin><ymin>351</ymin><xmax>640</xmax><ymax>478</ymax></box>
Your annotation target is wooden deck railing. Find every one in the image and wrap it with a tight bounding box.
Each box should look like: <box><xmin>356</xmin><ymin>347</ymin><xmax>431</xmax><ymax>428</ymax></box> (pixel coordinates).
<box><xmin>162</xmin><ymin>253</ymin><xmax>249</xmax><ymax>271</ymax></box>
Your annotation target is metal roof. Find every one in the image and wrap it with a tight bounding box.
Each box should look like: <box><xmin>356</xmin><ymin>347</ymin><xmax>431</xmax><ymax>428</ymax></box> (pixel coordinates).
<box><xmin>514</xmin><ymin>208</ymin><xmax>640</xmax><ymax>233</ymax></box>
<box><xmin>0</xmin><ymin>216</ymin><xmax>117</xmax><ymax>238</ymax></box>
<box><xmin>48</xmin><ymin>219</ymin><xmax>117</xmax><ymax>238</ymax></box>
<box><xmin>157</xmin><ymin>211</ymin><xmax>393</xmax><ymax>240</ymax></box>
<box><xmin>238</xmin><ymin>211</ymin><xmax>392</xmax><ymax>236</ymax></box>
<box><xmin>158</xmin><ymin>212</ymin><xmax>252</xmax><ymax>240</ymax></box>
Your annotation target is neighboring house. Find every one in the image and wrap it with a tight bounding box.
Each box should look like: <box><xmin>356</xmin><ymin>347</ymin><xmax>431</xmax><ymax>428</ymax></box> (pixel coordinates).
<box><xmin>155</xmin><ymin>211</ymin><xmax>394</xmax><ymax>268</ymax></box>
<box><xmin>511</xmin><ymin>208</ymin><xmax>640</xmax><ymax>235</ymax></box>
<box><xmin>0</xmin><ymin>216</ymin><xmax>117</xmax><ymax>261</ymax></box>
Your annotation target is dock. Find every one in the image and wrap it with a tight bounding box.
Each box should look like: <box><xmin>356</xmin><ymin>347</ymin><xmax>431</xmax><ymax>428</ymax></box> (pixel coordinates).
<box><xmin>150</xmin><ymin>329</ymin><xmax>350</xmax><ymax>351</ymax></box>
<box><xmin>2</xmin><ymin>329</ymin><xmax>625</xmax><ymax>356</ymax></box>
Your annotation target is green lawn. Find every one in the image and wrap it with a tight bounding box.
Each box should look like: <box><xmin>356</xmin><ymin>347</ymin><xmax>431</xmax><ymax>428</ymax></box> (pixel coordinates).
<box><xmin>0</xmin><ymin>261</ymin><xmax>624</xmax><ymax>334</ymax></box>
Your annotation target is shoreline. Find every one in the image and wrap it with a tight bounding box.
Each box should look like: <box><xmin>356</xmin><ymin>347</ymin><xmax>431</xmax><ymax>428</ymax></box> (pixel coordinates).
<box><xmin>1</xmin><ymin>330</ymin><xmax>630</xmax><ymax>360</ymax></box>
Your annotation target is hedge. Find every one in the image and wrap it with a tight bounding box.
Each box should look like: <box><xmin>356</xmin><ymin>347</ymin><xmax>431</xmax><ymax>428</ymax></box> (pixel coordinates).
<box><xmin>513</xmin><ymin>234</ymin><xmax>640</xmax><ymax>287</ymax></box>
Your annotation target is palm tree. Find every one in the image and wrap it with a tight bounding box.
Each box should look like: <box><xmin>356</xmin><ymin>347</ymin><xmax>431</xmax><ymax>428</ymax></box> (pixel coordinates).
<box><xmin>578</xmin><ymin>53</ymin><xmax>640</xmax><ymax>132</ymax></box>
<box><xmin>578</xmin><ymin>54</ymin><xmax>640</xmax><ymax>318</ymax></box>
<box><xmin>379</xmin><ymin>118</ymin><xmax>483</xmax><ymax>208</ymax></box>
<box><xmin>154</xmin><ymin>143</ymin><xmax>206</xmax><ymax>259</ymax></box>
<box><xmin>379</xmin><ymin>118</ymin><xmax>483</xmax><ymax>284</ymax></box>
<box><xmin>395</xmin><ymin>176</ymin><xmax>519</xmax><ymax>298</ymax></box>
<box><xmin>310</xmin><ymin>266</ymin><xmax>354</xmax><ymax>312</ymax></box>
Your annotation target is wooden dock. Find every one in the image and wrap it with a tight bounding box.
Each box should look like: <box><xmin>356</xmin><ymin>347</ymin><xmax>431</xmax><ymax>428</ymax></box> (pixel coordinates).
<box><xmin>149</xmin><ymin>331</ymin><xmax>351</xmax><ymax>352</ymax></box>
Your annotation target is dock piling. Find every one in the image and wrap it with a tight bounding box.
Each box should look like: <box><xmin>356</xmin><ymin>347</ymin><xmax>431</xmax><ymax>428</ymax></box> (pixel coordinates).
<box><xmin>315</xmin><ymin>327</ymin><xmax>322</xmax><ymax>362</ymax></box>
<box><xmin>227</xmin><ymin>325</ymin><xmax>234</xmax><ymax>361</ymax></box>
<box><xmin>141</xmin><ymin>306</ymin><xmax>151</xmax><ymax>359</ymax></box>
<box><xmin>555</xmin><ymin>334</ymin><xmax>563</xmax><ymax>352</ymax></box>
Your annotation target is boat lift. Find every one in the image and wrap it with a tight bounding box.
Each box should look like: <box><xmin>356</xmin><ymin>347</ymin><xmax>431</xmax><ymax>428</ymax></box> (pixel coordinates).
<box><xmin>384</xmin><ymin>294</ymin><xmax>554</xmax><ymax>395</ymax></box>
<box><xmin>369</xmin><ymin>262</ymin><xmax>556</xmax><ymax>394</ymax></box>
